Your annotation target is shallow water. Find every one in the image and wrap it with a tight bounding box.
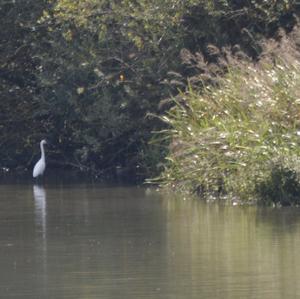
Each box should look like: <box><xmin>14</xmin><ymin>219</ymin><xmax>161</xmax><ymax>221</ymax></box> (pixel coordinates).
<box><xmin>0</xmin><ymin>183</ymin><xmax>300</xmax><ymax>298</ymax></box>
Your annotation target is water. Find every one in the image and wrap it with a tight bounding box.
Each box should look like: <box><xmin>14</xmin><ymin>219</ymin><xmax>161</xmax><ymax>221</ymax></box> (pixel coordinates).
<box><xmin>0</xmin><ymin>183</ymin><xmax>300</xmax><ymax>298</ymax></box>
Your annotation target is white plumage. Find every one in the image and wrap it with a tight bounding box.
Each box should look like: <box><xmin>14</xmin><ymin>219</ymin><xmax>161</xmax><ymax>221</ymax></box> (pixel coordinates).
<box><xmin>33</xmin><ymin>139</ymin><xmax>47</xmax><ymax>178</ymax></box>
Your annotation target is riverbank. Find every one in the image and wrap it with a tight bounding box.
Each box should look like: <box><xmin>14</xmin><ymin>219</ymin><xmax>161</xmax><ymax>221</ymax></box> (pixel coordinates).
<box><xmin>2</xmin><ymin>1</ymin><xmax>300</xmax><ymax>204</ymax></box>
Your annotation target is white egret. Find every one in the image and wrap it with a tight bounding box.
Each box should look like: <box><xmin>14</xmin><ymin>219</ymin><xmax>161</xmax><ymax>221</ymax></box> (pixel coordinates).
<box><xmin>33</xmin><ymin>139</ymin><xmax>47</xmax><ymax>178</ymax></box>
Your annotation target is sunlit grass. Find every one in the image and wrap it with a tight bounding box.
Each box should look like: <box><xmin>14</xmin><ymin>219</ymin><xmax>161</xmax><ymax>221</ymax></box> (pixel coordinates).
<box><xmin>154</xmin><ymin>59</ymin><xmax>300</xmax><ymax>204</ymax></box>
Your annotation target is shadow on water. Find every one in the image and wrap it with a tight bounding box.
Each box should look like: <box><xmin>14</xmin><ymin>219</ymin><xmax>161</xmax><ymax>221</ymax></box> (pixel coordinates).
<box><xmin>0</xmin><ymin>168</ymin><xmax>139</xmax><ymax>188</ymax></box>
<box><xmin>256</xmin><ymin>206</ymin><xmax>300</xmax><ymax>234</ymax></box>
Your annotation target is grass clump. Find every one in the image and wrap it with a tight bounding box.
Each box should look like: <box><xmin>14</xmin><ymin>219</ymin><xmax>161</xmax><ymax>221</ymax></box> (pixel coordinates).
<box><xmin>155</xmin><ymin>59</ymin><xmax>300</xmax><ymax>204</ymax></box>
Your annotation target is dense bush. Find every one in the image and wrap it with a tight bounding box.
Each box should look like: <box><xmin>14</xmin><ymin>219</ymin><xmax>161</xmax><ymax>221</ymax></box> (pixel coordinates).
<box><xmin>0</xmin><ymin>0</ymin><xmax>48</xmax><ymax>169</ymax></box>
<box><xmin>154</xmin><ymin>58</ymin><xmax>300</xmax><ymax>204</ymax></box>
<box><xmin>256</xmin><ymin>156</ymin><xmax>300</xmax><ymax>206</ymax></box>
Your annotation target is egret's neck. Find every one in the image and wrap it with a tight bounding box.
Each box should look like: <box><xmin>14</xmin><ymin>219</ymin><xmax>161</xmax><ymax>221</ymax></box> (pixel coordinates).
<box><xmin>40</xmin><ymin>143</ymin><xmax>46</xmax><ymax>161</ymax></box>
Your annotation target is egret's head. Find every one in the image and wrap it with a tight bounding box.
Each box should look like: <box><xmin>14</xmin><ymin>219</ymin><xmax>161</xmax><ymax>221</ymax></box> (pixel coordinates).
<box><xmin>41</xmin><ymin>139</ymin><xmax>47</xmax><ymax>145</ymax></box>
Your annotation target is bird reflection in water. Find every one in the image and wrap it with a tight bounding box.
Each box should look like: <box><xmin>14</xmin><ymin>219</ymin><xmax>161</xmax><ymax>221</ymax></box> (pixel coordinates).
<box><xmin>33</xmin><ymin>185</ymin><xmax>47</xmax><ymax>239</ymax></box>
<box><xmin>33</xmin><ymin>184</ymin><xmax>48</xmax><ymax>293</ymax></box>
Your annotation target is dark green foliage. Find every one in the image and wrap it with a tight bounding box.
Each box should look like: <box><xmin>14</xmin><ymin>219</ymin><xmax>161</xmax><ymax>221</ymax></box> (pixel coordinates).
<box><xmin>0</xmin><ymin>0</ymin><xmax>48</xmax><ymax>169</ymax></box>
<box><xmin>257</xmin><ymin>160</ymin><xmax>300</xmax><ymax>206</ymax></box>
<box><xmin>0</xmin><ymin>0</ymin><xmax>299</xmax><ymax>180</ymax></box>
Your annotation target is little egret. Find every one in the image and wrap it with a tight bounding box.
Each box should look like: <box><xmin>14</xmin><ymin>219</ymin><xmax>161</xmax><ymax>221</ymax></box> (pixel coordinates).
<box><xmin>33</xmin><ymin>139</ymin><xmax>47</xmax><ymax>178</ymax></box>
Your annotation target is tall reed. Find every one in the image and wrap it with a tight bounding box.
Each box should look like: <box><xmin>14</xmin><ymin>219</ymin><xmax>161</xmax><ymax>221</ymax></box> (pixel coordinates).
<box><xmin>154</xmin><ymin>60</ymin><xmax>300</xmax><ymax>204</ymax></box>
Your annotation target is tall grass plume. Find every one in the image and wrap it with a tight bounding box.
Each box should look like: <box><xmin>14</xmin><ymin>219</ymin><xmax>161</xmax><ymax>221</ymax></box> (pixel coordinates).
<box><xmin>153</xmin><ymin>59</ymin><xmax>300</xmax><ymax>205</ymax></box>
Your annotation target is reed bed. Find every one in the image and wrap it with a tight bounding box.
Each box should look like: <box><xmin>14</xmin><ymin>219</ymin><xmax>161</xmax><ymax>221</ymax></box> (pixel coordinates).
<box><xmin>155</xmin><ymin>60</ymin><xmax>300</xmax><ymax>205</ymax></box>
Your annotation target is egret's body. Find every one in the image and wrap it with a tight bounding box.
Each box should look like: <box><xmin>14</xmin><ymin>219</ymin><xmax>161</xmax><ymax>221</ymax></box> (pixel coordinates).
<box><xmin>33</xmin><ymin>140</ymin><xmax>47</xmax><ymax>178</ymax></box>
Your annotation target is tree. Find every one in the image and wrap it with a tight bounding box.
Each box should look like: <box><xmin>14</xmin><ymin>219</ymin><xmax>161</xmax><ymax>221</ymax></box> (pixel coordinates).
<box><xmin>0</xmin><ymin>0</ymin><xmax>47</xmax><ymax>169</ymax></box>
